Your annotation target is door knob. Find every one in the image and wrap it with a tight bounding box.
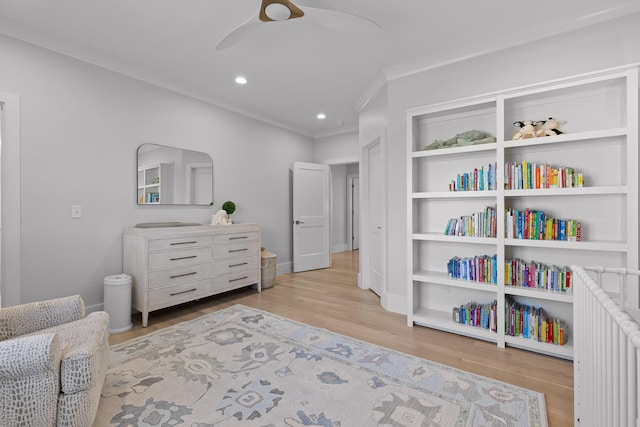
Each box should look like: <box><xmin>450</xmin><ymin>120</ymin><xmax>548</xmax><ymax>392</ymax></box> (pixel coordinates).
<box><xmin>295</xmin><ymin>220</ymin><xmax>305</xmax><ymax>225</ymax></box>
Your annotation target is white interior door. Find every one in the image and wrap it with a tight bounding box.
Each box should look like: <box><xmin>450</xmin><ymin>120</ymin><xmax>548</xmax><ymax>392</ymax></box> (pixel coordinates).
<box><xmin>367</xmin><ymin>142</ymin><xmax>383</xmax><ymax>296</ymax></box>
<box><xmin>293</xmin><ymin>162</ymin><xmax>330</xmax><ymax>272</ymax></box>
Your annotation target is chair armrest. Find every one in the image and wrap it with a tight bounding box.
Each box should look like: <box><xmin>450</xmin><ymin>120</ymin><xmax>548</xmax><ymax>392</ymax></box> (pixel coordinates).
<box><xmin>0</xmin><ymin>334</ymin><xmax>62</xmax><ymax>426</ymax></box>
<box><xmin>0</xmin><ymin>295</ymin><xmax>85</xmax><ymax>340</ymax></box>
<box><xmin>0</xmin><ymin>333</ymin><xmax>62</xmax><ymax>379</ymax></box>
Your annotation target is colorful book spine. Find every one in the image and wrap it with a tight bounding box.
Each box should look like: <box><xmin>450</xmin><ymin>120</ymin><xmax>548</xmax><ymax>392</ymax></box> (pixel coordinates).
<box><xmin>447</xmin><ymin>255</ymin><xmax>498</xmax><ymax>284</ymax></box>
<box><xmin>504</xmin><ymin>161</ymin><xmax>584</xmax><ymax>190</ymax></box>
<box><xmin>504</xmin><ymin>259</ymin><xmax>572</xmax><ymax>293</ymax></box>
<box><xmin>453</xmin><ymin>300</ymin><xmax>497</xmax><ymax>332</ymax></box>
<box><xmin>449</xmin><ymin>162</ymin><xmax>497</xmax><ymax>192</ymax></box>
<box><xmin>505</xmin><ymin>208</ymin><xmax>581</xmax><ymax>241</ymax></box>
<box><xmin>444</xmin><ymin>206</ymin><xmax>497</xmax><ymax>237</ymax></box>
<box><xmin>505</xmin><ymin>296</ymin><xmax>566</xmax><ymax>345</ymax></box>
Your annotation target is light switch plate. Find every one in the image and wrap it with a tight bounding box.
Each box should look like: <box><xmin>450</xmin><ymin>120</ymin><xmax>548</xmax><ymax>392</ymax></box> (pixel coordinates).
<box><xmin>71</xmin><ymin>205</ymin><xmax>82</xmax><ymax>219</ymax></box>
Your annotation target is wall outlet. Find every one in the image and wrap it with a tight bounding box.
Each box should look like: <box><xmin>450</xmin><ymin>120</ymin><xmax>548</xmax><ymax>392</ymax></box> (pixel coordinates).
<box><xmin>71</xmin><ymin>205</ymin><xmax>82</xmax><ymax>219</ymax></box>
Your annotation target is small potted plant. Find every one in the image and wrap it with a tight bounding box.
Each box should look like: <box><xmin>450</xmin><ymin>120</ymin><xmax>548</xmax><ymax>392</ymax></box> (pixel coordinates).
<box><xmin>222</xmin><ymin>201</ymin><xmax>236</xmax><ymax>223</ymax></box>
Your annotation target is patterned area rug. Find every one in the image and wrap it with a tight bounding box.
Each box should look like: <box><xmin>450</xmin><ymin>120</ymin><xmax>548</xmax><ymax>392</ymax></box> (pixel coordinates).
<box><xmin>95</xmin><ymin>305</ymin><xmax>547</xmax><ymax>426</ymax></box>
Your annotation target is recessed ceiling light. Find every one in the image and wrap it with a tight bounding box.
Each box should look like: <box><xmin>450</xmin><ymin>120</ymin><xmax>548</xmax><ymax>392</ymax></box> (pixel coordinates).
<box><xmin>317</xmin><ymin>113</ymin><xmax>326</xmax><ymax>120</ymax></box>
<box><xmin>235</xmin><ymin>76</ymin><xmax>248</xmax><ymax>85</ymax></box>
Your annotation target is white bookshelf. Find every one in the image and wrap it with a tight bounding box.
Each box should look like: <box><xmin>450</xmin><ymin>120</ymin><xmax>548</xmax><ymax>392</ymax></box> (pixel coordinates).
<box><xmin>406</xmin><ymin>65</ymin><xmax>639</xmax><ymax>360</ymax></box>
<box><xmin>137</xmin><ymin>163</ymin><xmax>174</xmax><ymax>204</ymax></box>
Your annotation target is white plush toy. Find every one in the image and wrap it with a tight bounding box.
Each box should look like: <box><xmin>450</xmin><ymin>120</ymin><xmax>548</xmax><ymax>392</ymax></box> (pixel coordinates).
<box><xmin>534</xmin><ymin>117</ymin><xmax>564</xmax><ymax>137</ymax></box>
<box><xmin>212</xmin><ymin>209</ymin><xmax>230</xmax><ymax>225</ymax></box>
<box><xmin>513</xmin><ymin>120</ymin><xmax>536</xmax><ymax>140</ymax></box>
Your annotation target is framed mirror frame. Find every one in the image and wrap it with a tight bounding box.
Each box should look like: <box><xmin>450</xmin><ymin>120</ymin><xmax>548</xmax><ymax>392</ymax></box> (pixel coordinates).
<box><xmin>136</xmin><ymin>143</ymin><xmax>213</xmax><ymax>206</ymax></box>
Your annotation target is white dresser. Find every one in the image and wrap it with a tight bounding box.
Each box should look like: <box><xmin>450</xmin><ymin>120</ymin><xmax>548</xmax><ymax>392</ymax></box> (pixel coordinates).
<box><xmin>123</xmin><ymin>223</ymin><xmax>260</xmax><ymax>327</ymax></box>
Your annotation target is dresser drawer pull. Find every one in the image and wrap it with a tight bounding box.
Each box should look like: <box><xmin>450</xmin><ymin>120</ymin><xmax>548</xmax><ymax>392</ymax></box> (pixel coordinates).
<box><xmin>229</xmin><ymin>262</ymin><xmax>248</xmax><ymax>268</ymax></box>
<box><xmin>228</xmin><ymin>249</ymin><xmax>248</xmax><ymax>253</ymax></box>
<box><xmin>170</xmin><ymin>241</ymin><xmax>198</xmax><ymax>246</ymax></box>
<box><xmin>229</xmin><ymin>236</ymin><xmax>248</xmax><ymax>240</ymax></box>
<box><xmin>170</xmin><ymin>272</ymin><xmax>197</xmax><ymax>279</ymax></box>
<box><xmin>229</xmin><ymin>276</ymin><xmax>248</xmax><ymax>283</ymax></box>
<box><xmin>169</xmin><ymin>288</ymin><xmax>197</xmax><ymax>297</ymax></box>
<box><xmin>170</xmin><ymin>255</ymin><xmax>198</xmax><ymax>261</ymax></box>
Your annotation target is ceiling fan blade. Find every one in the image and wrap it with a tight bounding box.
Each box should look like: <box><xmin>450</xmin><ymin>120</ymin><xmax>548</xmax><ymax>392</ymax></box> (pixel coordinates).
<box><xmin>301</xmin><ymin>6</ymin><xmax>381</xmax><ymax>34</ymax></box>
<box><xmin>216</xmin><ymin>14</ymin><xmax>262</xmax><ymax>51</ymax></box>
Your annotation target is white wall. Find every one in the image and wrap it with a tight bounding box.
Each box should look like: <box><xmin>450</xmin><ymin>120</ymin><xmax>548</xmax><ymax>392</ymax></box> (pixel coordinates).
<box><xmin>372</xmin><ymin>12</ymin><xmax>640</xmax><ymax>312</ymax></box>
<box><xmin>0</xmin><ymin>34</ymin><xmax>314</xmax><ymax>308</ymax></box>
<box><xmin>314</xmin><ymin>131</ymin><xmax>359</xmax><ymax>163</ymax></box>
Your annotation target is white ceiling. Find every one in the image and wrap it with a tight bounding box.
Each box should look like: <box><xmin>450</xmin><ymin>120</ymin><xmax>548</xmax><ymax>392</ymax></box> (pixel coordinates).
<box><xmin>0</xmin><ymin>0</ymin><xmax>638</xmax><ymax>137</ymax></box>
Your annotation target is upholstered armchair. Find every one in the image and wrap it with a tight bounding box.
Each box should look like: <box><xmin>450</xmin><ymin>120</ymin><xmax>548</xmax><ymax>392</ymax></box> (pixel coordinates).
<box><xmin>0</xmin><ymin>295</ymin><xmax>109</xmax><ymax>427</ymax></box>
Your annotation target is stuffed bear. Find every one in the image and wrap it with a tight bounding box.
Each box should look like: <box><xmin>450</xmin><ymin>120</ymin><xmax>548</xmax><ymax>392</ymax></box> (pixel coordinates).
<box><xmin>534</xmin><ymin>117</ymin><xmax>564</xmax><ymax>137</ymax></box>
<box><xmin>212</xmin><ymin>209</ymin><xmax>230</xmax><ymax>225</ymax></box>
<box><xmin>513</xmin><ymin>120</ymin><xmax>536</xmax><ymax>140</ymax></box>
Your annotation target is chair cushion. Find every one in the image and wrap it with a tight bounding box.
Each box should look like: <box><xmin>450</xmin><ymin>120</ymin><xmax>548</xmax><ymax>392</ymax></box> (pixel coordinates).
<box><xmin>28</xmin><ymin>311</ymin><xmax>109</xmax><ymax>394</ymax></box>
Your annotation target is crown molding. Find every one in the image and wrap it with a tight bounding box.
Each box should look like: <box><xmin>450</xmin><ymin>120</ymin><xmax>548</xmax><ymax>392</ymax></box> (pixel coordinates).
<box><xmin>313</xmin><ymin>125</ymin><xmax>358</xmax><ymax>140</ymax></box>
<box><xmin>354</xmin><ymin>73</ymin><xmax>387</xmax><ymax>113</ymax></box>
<box><xmin>0</xmin><ymin>18</ymin><xmax>314</xmax><ymax>138</ymax></box>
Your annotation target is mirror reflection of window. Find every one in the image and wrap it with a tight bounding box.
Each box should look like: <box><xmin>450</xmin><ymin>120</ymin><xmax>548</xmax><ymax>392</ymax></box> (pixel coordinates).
<box><xmin>137</xmin><ymin>144</ymin><xmax>213</xmax><ymax>205</ymax></box>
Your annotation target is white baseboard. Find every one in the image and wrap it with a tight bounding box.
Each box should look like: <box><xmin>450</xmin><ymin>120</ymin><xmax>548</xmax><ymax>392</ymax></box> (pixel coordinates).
<box><xmin>331</xmin><ymin>244</ymin><xmax>348</xmax><ymax>253</ymax></box>
<box><xmin>86</xmin><ymin>303</ymin><xmax>104</xmax><ymax>314</ymax></box>
<box><xmin>277</xmin><ymin>261</ymin><xmax>293</xmax><ymax>275</ymax></box>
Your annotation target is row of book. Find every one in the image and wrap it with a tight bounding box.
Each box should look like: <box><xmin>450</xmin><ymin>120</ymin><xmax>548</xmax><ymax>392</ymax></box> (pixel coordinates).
<box><xmin>505</xmin><ymin>161</ymin><xmax>584</xmax><ymax>190</ymax></box>
<box><xmin>452</xmin><ymin>300</ymin><xmax>497</xmax><ymax>332</ymax></box>
<box><xmin>449</xmin><ymin>162</ymin><xmax>497</xmax><ymax>192</ymax></box>
<box><xmin>447</xmin><ymin>255</ymin><xmax>498</xmax><ymax>284</ymax></box>
<box><xmin>444</xmin><ymin>206</ymin><xmax>497</xmax><ymax>237</ymax></box>
<box><xmin>505</xmin><ymin>208</ymin><xmax>582</xmax><ymax>241</ymax></box>
<box><xmin>506</xmin><ymin>296</ymin><xmax>567</xmax><ymax>345</ymax></box>
<box><xmin>505</xmin><ymin>259</ymin><xmax>572</xmax><ymax>293</ymax></box>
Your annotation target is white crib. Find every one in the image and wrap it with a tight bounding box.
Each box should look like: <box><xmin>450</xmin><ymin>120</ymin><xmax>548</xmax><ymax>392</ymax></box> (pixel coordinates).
<box><xmin>573</xmin><ymin>266</ymin><xmax>640</xmax><ymax>427</ymax></box>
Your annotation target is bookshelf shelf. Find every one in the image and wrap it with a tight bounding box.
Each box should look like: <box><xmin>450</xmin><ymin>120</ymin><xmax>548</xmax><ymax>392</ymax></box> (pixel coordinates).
<box><xmin>505</xmin><ymin>186</ymin><xmax>627</xmax><ymax>197</ymax></box>
<box><xmin>413</xmin><ymin>142</ymin><xmax>497</xmax><ymax>158</ymax></box>
<box><xmin>413</xmin><ymin>191</ymin><xmax>497</xmax><ymax>199</ymax></box>
<box><xmin>505</xmin><ymin>238</ymin><xmax>627</xmax><ymax>252</ymax></box>
<box><xmin>407</xmin><ymin>65</ymin><xmax>639</xmax><ymax>360</ymax></box>
<box><xmin>504</xmin><ymin>335</ymin><xmax>573</xmax><ymax>360</ymax></box>
<box><xmin>413</xmin><ymin>270</ymin><xmax>497</xmax><ymax>292</ymax></box>
<box><xmin>412</xmin><ymin>233</ymin><xmax>496</xmax><ymax>245</ymax></box>
<box><xmin>413</xmin><ymin>307</ymin><xmax>498</xmax><ymax>342</ymax></box>
<box><xmin>505</xmin><ymin>286</ymin><xmax>573</xmax><ymax>303</ymax></box>
<box><xmin>503</xmin><ymin>127</ymin><xmax>627</xmax><ymax>149</ymax></box>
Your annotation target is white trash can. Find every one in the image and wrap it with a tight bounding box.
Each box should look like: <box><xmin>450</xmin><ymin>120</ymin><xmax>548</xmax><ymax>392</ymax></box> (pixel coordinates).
<box><xmin>104</xmin><ymin>274</ymin><xmax>133</xmax><ymax>333</ymax></box>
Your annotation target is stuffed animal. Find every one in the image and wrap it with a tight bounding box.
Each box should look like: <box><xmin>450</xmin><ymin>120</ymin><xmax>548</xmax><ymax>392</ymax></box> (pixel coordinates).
<box><xmin>534</xmin><ymin>117</ymin><xmax>564</xmax><ymax>137</ymax></box>
<box><xmin>212</xmin><ymin>209</ymin><xmax>230</xmax><ymax>225</ymax></box>
<box><xmin>513</xmin><ymin>120</ymin><xmax>536</xmax><ymax>140</ymax></box>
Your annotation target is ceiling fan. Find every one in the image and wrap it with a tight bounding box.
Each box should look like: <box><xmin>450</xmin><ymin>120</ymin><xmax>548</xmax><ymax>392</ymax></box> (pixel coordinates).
<box><xmin>216</xmin><ymin>0</ymin><xmax>381</xmax><ymax>50</ymax></box>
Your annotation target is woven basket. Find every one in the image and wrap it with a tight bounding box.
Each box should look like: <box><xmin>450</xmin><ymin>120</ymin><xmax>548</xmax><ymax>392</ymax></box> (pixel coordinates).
<box><xmin>261</xmin><ymin>250</ymin><xmax>277</xmax><ymax>289</ymax></box>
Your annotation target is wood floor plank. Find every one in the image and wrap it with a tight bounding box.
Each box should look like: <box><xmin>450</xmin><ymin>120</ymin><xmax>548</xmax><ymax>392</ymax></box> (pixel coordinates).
<box><xmin>109</xmin><ymin>250</ymin><xmax>573</xmax><ymax>427</ymax></box>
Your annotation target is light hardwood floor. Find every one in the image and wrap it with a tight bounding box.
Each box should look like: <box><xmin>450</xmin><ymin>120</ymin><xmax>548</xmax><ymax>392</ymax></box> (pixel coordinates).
<box><xmin>110</xmin><ymin>250</ymin><xmax>573</xmax><ymax>427</ymax></box>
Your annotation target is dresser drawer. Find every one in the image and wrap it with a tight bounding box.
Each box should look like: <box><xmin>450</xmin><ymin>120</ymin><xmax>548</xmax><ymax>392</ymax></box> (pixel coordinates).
<box><xmin>148</xmin><ymin>263</ymin><xmax>212</xmax><ymax>289</ymax></box>
<box><xmin>213</xmin><ymin>240</ymin><xmax>260</xmax><ymax>260</ymax></box>
<box><xmin>148</xmin><ymin>278</ymin><xmax>212</xmax><ymax>308</ymax></box>
<box><xmin>148</xmin><ymin>235</ymin><xmax>212</xmax><ymax>252</ymax></box>
<box><xmin>149</xmin><ymin>247</ymin><xmax>212</xmax><ymax>271</ymax></box>
<box><xmin>213</xmin><ymin>270</ymin><xmax>259</xmax><ymax>292</ymax></box>
<box><xmin>214</xmin><ymin>255</ymin><xmax>259</xmax><ymax>276</ymax></box>
<box><xmin>213</xmin><ymin>231</ymin><xmax>259</xmax><ymax>245</ymax></box>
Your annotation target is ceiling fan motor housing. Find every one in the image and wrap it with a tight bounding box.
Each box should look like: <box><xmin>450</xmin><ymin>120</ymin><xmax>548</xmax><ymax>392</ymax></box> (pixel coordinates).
<box><xmin>260</xmin><ymin>0</ymin><xmax>304</xmax><ymax>22</ymax></box>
